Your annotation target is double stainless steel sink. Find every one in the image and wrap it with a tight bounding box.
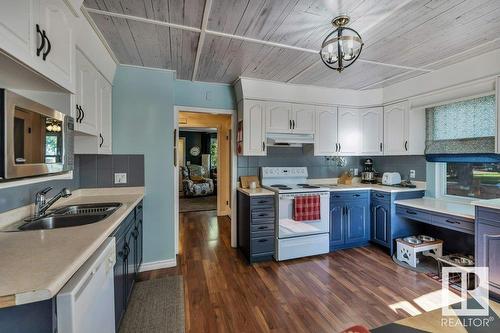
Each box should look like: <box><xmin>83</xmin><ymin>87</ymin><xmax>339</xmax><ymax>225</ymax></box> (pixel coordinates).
<box><xmin>13</xmin><ymin>203</ymin><xmax>122</xmax><ymax>231</ymax></box>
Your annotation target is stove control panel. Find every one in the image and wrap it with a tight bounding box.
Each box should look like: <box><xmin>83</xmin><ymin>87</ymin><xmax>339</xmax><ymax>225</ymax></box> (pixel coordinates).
<box><xmin>261</xmin><ymin>167</ymin><xmax>308</xmax><ymax>178</ymax></box>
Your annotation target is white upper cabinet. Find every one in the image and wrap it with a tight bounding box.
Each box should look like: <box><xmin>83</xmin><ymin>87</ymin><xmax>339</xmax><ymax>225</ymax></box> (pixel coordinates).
<box><xmin>383</xmin><ymin>101</ymin><xmax>409</xmax><ymax>155</ymax></box>
<box><xmin>75</xmin><ymin>49</ymin><xmax>98</xmax><ymax>135</ymax></box>
<box><xmin>0</xmin><ymin>0</ymin><xmax>75</xmax><ymax>92</ymax></box>
<box><xmin>292</xmin><ymin>104</ymin><xmax>315</xmax><ymax>134</ymax></box>
<box><xmin>360</xmin><ymin>107</ymin><xmax>384</xmax><ymax>156</ymax></box>
<box><xmin>242</xmin><ymin>100</ymin><xmax>266</xmax><ymax>156</ymax></box>
<box><xmin>266</xmin><ymin>102</ymin><xmax>292</xmax><ymax>133</ymax></box>
<box><xmin>37</xmin><ymin>0</ymin><xmax>74</xmax><ymax>90</ymax></box>
<box><xmin>98</xmin><ymin>76</ymin><xmax>112</xmax><ymax>154</ymax></box>
<box><xmin>314</xmin><ymin>106</ymin><xmax>338</xmax><ymax>156</ymax></box>
<box><xmin>0</xmin><ymin>0</ymin><xmax>33</xmax><ymax>63</ymax></box>
<box><xmin>338</xmin><ymin>108</ymin><xmax>362</xmax><ymax>156</ymax></box>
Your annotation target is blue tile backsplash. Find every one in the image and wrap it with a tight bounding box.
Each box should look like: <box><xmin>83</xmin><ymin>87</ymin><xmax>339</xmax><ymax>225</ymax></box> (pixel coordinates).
<box><xmin>0</xmin><ymin>154</ymin><xmax>144</xmax><ymax>213</ymax></box>
<box><xmin>238</xmin><ymin>146</ymin><xmax>426</xmax><ymax>181</ymax></box>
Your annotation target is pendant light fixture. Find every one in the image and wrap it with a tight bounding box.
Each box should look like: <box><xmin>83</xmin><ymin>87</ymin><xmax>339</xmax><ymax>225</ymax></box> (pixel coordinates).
<box><xmin>320</xmin><ymin>15</ymin><xmax>364</xmax><ymax>72</ymax></box>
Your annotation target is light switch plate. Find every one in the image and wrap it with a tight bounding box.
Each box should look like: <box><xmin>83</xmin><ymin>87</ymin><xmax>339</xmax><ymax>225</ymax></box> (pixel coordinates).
<box><xmin>409</xmin><ymin>170</ymin><xmax>416</xmax><ymax>179</ymax></box>
<box><xmin>114</xmin><ymin>173</ymin><xmax>127</xmax><ymax>184</ymax></box>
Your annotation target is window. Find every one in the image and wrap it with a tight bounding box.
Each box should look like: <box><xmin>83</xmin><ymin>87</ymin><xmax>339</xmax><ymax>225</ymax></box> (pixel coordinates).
<box><xmin>446</xmin><ymin>163</ymin><xmax>500</xmax><ymax>199</ymax></box>
<box><xmin>210</xmin><ymin>137</ymin><xmax>217</xmax><ymax>169</ymax></box>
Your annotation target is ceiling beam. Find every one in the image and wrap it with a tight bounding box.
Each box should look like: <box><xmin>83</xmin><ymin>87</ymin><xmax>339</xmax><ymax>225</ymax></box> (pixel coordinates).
<box><xmin>84</xmin><ymin>7</ymin><xmax>435</xmax><ymax>76</ymax></box>
<box><xmin>191</xmin><ymin>0</ymin><xmax>213</xmax><ymax>81</ymax></box>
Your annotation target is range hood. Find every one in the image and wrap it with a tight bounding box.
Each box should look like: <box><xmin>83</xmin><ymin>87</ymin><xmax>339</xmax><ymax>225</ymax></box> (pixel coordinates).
<box><xmin>267</xmin><ymin>133</ymin><xmax>314</xmax><ymax>147</ymax></box>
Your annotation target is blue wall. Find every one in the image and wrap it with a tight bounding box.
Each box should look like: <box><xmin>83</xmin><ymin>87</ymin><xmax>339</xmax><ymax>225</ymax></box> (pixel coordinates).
<box><xmin>174</xmin><ymin>79</ymin><xmax>236</xmax><ymax>110</ymax></box>
<box><xmin>113</xmin><ymin>66</ymin><xmax>176</xmax><ymax>263</ymax></box>
<box><xmin>112</xmin><ymin>66</ymin><xmax>236</xmax><ymax>264</ymax></box>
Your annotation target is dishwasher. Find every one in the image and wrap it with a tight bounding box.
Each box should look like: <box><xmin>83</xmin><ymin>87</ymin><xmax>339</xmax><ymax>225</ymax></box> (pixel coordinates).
<box><xmin>57</xmin><ymin>238</ymin><xmax>116</xmax><ymax>333</ymax></box>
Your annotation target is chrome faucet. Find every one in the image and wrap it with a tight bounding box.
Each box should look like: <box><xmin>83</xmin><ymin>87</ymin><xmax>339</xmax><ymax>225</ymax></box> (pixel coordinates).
<box><xmin>33</xmin><ymin>187</ymin><xmax>72</xmax><ymax>218</ymax></box>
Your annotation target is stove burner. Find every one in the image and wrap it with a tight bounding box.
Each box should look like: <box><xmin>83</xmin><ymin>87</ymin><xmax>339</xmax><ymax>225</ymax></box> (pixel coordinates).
<box><xmin>297</xmin><ymin>184</ymin><xmax>320</xmax><ymax>189</ymax></box>
<box><xmin>270</xmin><ymin>184</ymin><xmax>292</xmax><ymax>190</ymax></box>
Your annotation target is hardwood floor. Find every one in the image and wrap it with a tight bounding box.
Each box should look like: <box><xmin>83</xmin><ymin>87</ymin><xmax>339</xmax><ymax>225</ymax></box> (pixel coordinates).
<box><xmin>138</xmin><ymin>211</ymin><xmax>444</xmax><ymax>333</ymax></box>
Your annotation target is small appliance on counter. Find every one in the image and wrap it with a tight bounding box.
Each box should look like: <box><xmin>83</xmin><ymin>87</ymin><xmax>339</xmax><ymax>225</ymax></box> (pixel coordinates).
<box><xmin>382</xmin><ymin>172</ymin><xmax>402</xmax><ymax>185</ymax></box>
<box><xmin>361</xmin><ymin>158</ymin><xmax>376</xmax><ymax>183</ymax></box>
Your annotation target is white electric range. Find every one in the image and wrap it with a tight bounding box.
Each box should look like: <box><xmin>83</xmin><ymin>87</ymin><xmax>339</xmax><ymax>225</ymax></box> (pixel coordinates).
<box><xmin>261</xmin><ymin>167</ymin><xmax>330</xmax><ymax>261</ymax></box>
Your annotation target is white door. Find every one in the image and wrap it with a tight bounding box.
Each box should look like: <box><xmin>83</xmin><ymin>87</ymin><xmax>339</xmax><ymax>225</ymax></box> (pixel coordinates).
<box><xmin>244</xmin><ymin>100</ymin><xmax>266</xmax><ymax>156</ymax></box>
<box><xmin>266</xmin><ymin>102</ymin><xmax>292</xmax><ymax>133</ymax></box>
<box><xmin>314</xmin><ymin>106</ymin><xmax>338</xmax><ymax>156</ymax></box>
<box><xmin>37</xmin><ymin>0</ymin><xmax>74</xmax><ymax>90</ymax></box>
<box><xmin>338</xmin><ymin>108</ymin><xmax>361</xmax><ymax>156</ymax></box>
<box><xmin>0</xmin><ymin>0</ymin><xmax>33</xmax><ymax>63</ymax></box>
<box><xmin>384</xmin><ymin>101</ymin><xmax>409</xmax><ymax>155</ymax></box>
<box><xmin>292</xmin><ymin>104</ymin><xmax>315</xmax><ymax>134</ymax></box>
<box><xmin>98</xmin><ymin>76</ymin><xmax>112</xmax><ymax>154</ymax></box>
<box><xmin>360</xmin><ymin>107</ymin><xmax>383</xmax><ymax>156</ymax></box>
<box><xmin>75</xmin><ymin>50</ymin><xmax>98</xmax><ymax>135</ymax></box>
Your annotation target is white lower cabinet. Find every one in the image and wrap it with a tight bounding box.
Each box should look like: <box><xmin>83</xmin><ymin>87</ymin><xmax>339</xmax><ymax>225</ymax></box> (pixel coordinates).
<box><xmin>360</xmin><ymin>107</ymin><xmax>384</xmax><ymax>155</ymax></box>
<box><xmin>314</xmin><ymin>106</ymin><xmax>338</xmax><ymax>156</ymax></box>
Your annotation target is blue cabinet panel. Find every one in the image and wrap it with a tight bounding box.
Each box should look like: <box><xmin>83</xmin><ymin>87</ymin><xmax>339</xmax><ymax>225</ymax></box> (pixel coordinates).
<box><xmin>329</xmin><ymin>203</ymin><xmax>344</xmax><ymax>247</ymax></box>
<box><xmin>345</xmin><ymin>202</ymin><xmax>370</xmax><ymax>244</ymax></box>
<box><xmin>371</xmin><ymin>199</ymin><xmax>390</xmax><ymax>247</ymax></box>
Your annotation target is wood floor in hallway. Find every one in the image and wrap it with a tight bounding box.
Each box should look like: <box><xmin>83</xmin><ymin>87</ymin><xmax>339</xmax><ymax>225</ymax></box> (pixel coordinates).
<box><xmin>138</xmin><ymin>211</ymin><xmax>444</xmax><ymax>333</ymax></box>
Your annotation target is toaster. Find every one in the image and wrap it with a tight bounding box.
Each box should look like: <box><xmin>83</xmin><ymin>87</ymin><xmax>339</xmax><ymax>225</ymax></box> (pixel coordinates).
<box><xmin>382</xmin><ymin>172</ymin><xmax>402</xmax><ymax>185</ymax></box>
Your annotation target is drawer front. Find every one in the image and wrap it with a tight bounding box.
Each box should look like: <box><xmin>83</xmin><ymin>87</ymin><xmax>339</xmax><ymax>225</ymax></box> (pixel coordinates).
<box><xmin>251</xmin><ymin>217</ymin><xmax>275</xmax><ymax>225</ymax></box>
<box><xmin>330</xmin><ymin>191</ymin><xmax>369</xmax><ymax>201</ymax></box>
<box><xmin>396</xmin><ymin>206</ymin><xmax>433</xmax><ymax>224</ymax></box>
<box><xmin>476</xmin><ymin>207</ymin><xmax>500</xmax><ymax>224</ymax></box>
<box><xmin>371</xmin><ymin>191</ymin><xmax>391</xmax><ymax>201</ymax></box>
<box><xmin>251</xmin><ymin>223</ymin><xmax>274</xmax><ymax>233</ymax></box>
<box><xmin>251</xmin><ymin>209</ymin><xmax>275</xmax><ymax>220</ymax></box>
<box><xmin>250</xmin><ymin>196</ymin><xmax>274</xmax><ymax>207</ymax></box>
<box><xmin>432</xmin><ymin>214</ymin><xmax>474</xmax><ymax>233</ymax></box>
<box><xmin>251</xmin><ymin>236</ymin><xmax>275</xmax><ymax>254</ymax></box>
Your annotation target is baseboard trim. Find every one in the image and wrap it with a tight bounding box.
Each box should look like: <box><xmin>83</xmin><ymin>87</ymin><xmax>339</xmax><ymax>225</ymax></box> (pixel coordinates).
<box><xmin>138</xmin><ymin>258</ymin><xmax>177</xmax><ymax>272</ymax></box>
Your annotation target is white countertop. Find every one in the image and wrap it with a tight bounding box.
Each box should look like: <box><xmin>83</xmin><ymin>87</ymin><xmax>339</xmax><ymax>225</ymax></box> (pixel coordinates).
<box><xmin>237</xmin><ymin>187</ymin><xmax>275</xmax><ymax>196</ymax></box>
<box><xmin>308</xmin><ymin>179</ymin><xmax>426</xmax><ymax>193</ymax></box>
<box><xmin>472</xmin><ymin>198</ymin><xmax>500</xmax><ymax>210</ymax></box>
<box><xmin>394</xmin><ymin>197</ymin><xmax>475</xmax><ymax>220</ymax></box>
<box><xmin>0</xmin><ymin>187</ymin><xmax>144</xmax><ymax>308</ymax></box>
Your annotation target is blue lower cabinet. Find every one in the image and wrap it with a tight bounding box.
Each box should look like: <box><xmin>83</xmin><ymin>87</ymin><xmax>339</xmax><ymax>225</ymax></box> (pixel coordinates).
<box><xmin>330</xmin><ymin>191</ymin><xmax>370</xmax><ymax>250</ymax></box>
<box><xmin>371</xmin><ymin>199</ymin><xmax>390</xmax><ymax>247</ymax></box>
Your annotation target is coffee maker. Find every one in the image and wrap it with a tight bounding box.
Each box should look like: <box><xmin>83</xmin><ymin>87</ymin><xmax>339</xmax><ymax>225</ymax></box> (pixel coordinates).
<box><xmin>361</xmin><ymin>158</ymin><xmax>376</xmax><ymax>183</ymax></box>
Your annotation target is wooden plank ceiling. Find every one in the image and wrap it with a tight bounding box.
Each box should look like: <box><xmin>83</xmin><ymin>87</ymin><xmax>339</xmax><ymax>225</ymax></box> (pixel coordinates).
<box><xmin>84</xmin><ymin>0</ymin><xmax>500</xmax><ymax>89</ymax></box>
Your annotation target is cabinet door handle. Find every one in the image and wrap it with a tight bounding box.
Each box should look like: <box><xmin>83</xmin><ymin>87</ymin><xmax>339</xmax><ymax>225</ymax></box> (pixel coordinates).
<box><xmin>404</xmin><ymin>140</ymin><xmax>408</xmax><ymax>151</ymax></box>
<box><xmin>258</xmin><ymin>226</ymin><xmax>268</xmax><ymax>230</ymax></box>
<box><xmin>99</xmin><ymin>133</ymin><xmax>104</xmax><ymax>147</ymax></box>
<box><xmin>257</xmin><ymin>200</ymin><xmax>267</xmax><ymax>204</ymax></box>
<box><xmin>80</xmin><ymin>107</ymin><xmax>85</xmax><ymax>122</ymax></box>
<box><xmin>75</xmin><ymin>105</ymin><xmax>81</xmax><ymax>122</ymax></box>
<box><xmin>42</xmin><ymin>32</ymin><xmax>51</xmax><ymax>60</ymax></box>
<box><xmin>380</xmin><ymin>142</ymin><xmax>383</xmax><ymax>152</ymax></box>
<box><xmin>445</xmin><ymin>219</ymin><xmax>460</xmax><ymax>224</ymax></box>
<box><xmin>262</xmin><ymin>141</ymin><xmax>265</xmax><ymax>151</ymax></box>
<box><xmin>376</xmin><ymin>193</ymin><xmax>384</xmax><ymax>198</ymax></box>
<box><xmin>335</xmin><ymin>143</ymin><xmax>338</xmax><ymax>152</ymax></box>
<box><xmin>36</xmin><ymin>24</ymin><xmax>45</xmax><ymax>57</ymax></box>
<box><xmin>258</xmin><ymin>239</ymin><xmax>268</xmax><ymax>243</ymax></box>
<box><xmin>289</xmin><ymin>120</ymin><xmax>292</xmax><ymax>129</ymax></box>
<box><xmin>333</xmin><ymin>195</ymin><xmax>340</xmax><ymax>198</ymax></box>
<box><xmin>338</xmin><ymin>143</ymin><xmax>341</xmax><ymax>152</ymax></box>
<box><xmin>258</xmin><ymin>213</ymin><xmax>268</xmax><ymax>217</ymax></box>
<box><xmin>406</xmin><ymin>210</ymin><xmax>417</xmax><ymax>215</ymax></box>
<box><xmin>292</xmin><ymin>120</ymin><xmax>295</xmax><ymax>129</ymax></box>
<box><xmin>353</xmin><ymin>194</ymin><xmax>360</xmax><ymax>197</ymax></box>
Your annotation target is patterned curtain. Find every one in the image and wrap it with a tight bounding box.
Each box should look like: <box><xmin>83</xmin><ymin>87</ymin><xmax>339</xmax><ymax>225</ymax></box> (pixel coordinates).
<box><xmin>425</xmin><ymin>95</ymin><xmax>497</xmax><ymax>160</ymax></box>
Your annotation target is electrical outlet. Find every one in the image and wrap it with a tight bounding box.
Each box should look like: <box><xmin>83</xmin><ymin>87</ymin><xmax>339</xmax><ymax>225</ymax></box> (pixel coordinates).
<box><xmin>409</xmin><ymin>170</ymin><xmax>416</xmax><ymax>179</ymax></box>
<box><xmin>354</xmin><ymin>168</ymin><xmax>359</xmax><ymax>176</ymax></box>
<box><xmin>114</xmin><ymin>173</ymin><xmax>127</xmax><ymax>184</ymax></box>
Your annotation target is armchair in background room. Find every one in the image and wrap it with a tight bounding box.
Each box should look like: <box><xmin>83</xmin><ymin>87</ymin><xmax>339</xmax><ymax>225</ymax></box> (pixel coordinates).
<box><xmin>180</xmin><ymin>165</ymin><xmax>214</xmax><ymax>197</ymax></box>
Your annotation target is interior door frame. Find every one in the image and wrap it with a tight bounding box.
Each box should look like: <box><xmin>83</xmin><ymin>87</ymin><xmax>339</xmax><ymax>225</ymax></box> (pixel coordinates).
<box><xmin>173</xmin><ymin>106</ymin><xmax>238</xmax><ymax>254</ymax></box>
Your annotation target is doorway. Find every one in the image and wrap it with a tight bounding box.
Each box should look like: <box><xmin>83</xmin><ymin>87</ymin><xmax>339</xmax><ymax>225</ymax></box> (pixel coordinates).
<box><xmin>178</xmin><ymin>127</ymin><xmax>218</xmax><ymax>213</ymax></box>
<box><xmin>173</xmin><ymin>107</ymin><xmax>237</xmax><ymax>254</ymax></box>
